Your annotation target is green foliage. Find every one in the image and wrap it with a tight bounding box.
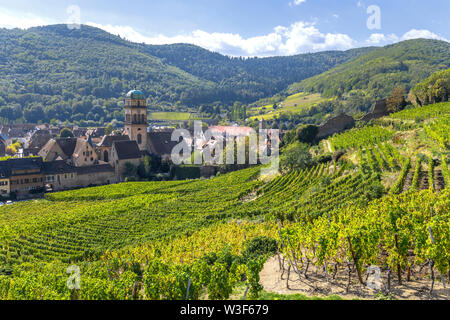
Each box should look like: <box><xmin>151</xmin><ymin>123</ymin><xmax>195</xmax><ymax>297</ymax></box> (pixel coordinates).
<box><xmin>171</xmin><ymin>165</ymin><xmax>201</xmax><ymax>180</ymax></box>
<box><xmin>391</xmin><ymin>101</ymin><xmax>450</xmax><ymax>121</ymax></box>
<box><xmin>390</xmin><ymin>158</ymin><xmax>411</xmax><ymax>195</ymax></box>
<box><xmin>288</xmin><ymin>39</ymin><xmax>450</xmax><ymax>108</ymax></box>
<box><xmin>280</xmin><ymin>142</ymin><xmax>315</xmax><ymax>171</ymax></box>
<box><xmin>411</xmin><ymin>68</ymin><xmax>450</xmax><ymax>106</ymax></box>
<box><xmin>242</xmin><ymin>237</ymin><xmax>278</xmax><ymax>262</ymax></box>
<box><xmin>424</xmin><ymin>114</ymin><xmax>450</xmax><ymax>149</ymax></box>
<box><xmin>442</xmin><ymin>155</ymin><xmax>450</xmax><ymax>189</ymax></box>
<box><xmin>329</xmin><ymin>125</ymin><xmax>394</xmax><ymax>151</ymax></box>
<box><xmin>0</xmin><ymin>25</ymin><xmax>372</xmax><ymax>125</ymax></box>
<box><xmin>59</xmin><ymin>128</ymin><xmax>74</xmax><ymax>138</ymax></box>
<box><xmin>297</xmin><ymin>124</ymin><xmax>319</xmax><ymax>144</ymax></box>
<box><xmin>124</xmin><ymin>162</ymin><xmax>138</xmax><ymax>179</ymax></box>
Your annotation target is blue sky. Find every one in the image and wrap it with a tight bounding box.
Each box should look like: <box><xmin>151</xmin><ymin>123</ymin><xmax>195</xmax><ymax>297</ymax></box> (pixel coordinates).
<box><xmin>0</xmin><ymin>0</ymin><xmax>448</xmax><ymax>56</ymax></box>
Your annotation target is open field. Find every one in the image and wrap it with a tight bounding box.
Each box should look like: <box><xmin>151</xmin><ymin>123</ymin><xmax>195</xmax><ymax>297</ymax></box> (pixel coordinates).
<box><xmin>149</xmin><ymin>112</ymin><xmax>191</xmax><ymax>121</ymax></box>
<box><xmin>247</xmin><ymin>93</ymin><xmax>329</xmax><ymax>121</ymax></box>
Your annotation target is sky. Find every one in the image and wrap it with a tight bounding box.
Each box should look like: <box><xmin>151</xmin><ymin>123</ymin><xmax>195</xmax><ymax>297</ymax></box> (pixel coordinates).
<box><xmin>0</xmin><ymin>0</ymin><xmax>449</xmax><ymax>57</ymax></box>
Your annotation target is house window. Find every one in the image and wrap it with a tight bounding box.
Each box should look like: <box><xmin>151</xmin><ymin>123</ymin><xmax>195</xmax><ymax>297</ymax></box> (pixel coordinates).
<box><xmin>137</xmin><ymin>134</ymin><xmax>142</xmax><ymax>144</ymax></box>
<box><xmin>104</xmin><ymin>151</ymin><xmax>109</xmax><ymax>162</ymax></box>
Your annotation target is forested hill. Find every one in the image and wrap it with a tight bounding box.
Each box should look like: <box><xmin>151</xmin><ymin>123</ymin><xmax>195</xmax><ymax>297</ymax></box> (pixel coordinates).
<box><xmin>141</xmin><ymin>44</ymin><xmax>374</xmax><ymax>94</ymax></box>
<box><xmin>0</xmin><ymin>24</ymin><xmax>373</xmax><ymax>124</ymax></box>
<box><xmin>288</xmin><ymin>39</ymin><xmax>450</xmax><ymax>101</ymax></box>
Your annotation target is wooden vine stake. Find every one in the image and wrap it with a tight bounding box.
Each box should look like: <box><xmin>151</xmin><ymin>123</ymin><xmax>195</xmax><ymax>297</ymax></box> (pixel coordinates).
<box><xmin>347</xmin><ymin>236</ymin><xmax>364</xmax><ymax>285</ymax></box>
<box><xmin>394</xmin><ymin>233</ymin><xmax>402</xmax><ymax>285</ymax></box>
<box><xmin>242</xmin><ymin>286</ymin><xmax>249</xmax><ymax>300</ymax></box>
<box><xmin>185</xmin><ymin>278</ymin><xmax>192</xmax><ymax>300</ymax></box>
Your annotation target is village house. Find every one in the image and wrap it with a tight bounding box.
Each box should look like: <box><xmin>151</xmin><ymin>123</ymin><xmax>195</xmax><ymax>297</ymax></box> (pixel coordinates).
<box><xmin>23</xmin><ymin>129</ymin><xmax>54</xmax><ymax>156</ymax></box>
<box><xmin>39</xmin><ymin>136</ymin><xmax>99</xmax><ymax>166</ymax></box>
<box><xmin>96</xmin><ymin>135</ymin><xmax>130</xmax><ymax>164</ymax></box>
<box><xmin>43</xmin><ymin>161</ymin><xmax>116</xmax><ymax>192</ymax></box>
<box><xmin>147</xmin><ymin>130</ymin><xmax>180</xmax><ymax>161</ymax></box>
<box><xmin>111</xmin><ymin>140</ymin><xmax>142</xmax><ymax>181</ymax></box>
<box><xmin>0</xmin><ymin>163</ymin><xmax>10</xmax><ymax>197</ymax></box>
<box><xmin>0</xmin><ymin>158</ymin><xmax>45</xmax><ymax>199</ymax></box>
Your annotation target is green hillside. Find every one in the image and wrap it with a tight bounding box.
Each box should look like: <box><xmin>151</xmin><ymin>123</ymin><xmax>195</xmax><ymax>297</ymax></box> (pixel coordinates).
<box><xmin>410</xmin><ymin>68</ymin><xmax>450</xmax><ymax>106</ymax></box>
<box><xmin>247</xmin><ymin>92</ymin><xmax>329</xmax><ymax>121</ymax></box>
<box><xmin>0</xmin><ymin>24</ymin><xmax>373</xmax><ymax>125</ymax></box>
<box><xmin>288</xmin><ymin>39</ymin><xmax>450</xmax><ymax>103</ymax></box>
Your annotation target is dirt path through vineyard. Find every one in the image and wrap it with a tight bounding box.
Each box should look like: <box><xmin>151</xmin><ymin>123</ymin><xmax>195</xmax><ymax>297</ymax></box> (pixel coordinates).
<box><xmin>259</xmin><ymin>256</ymin><xmax>449</xmax><ymax>300</ymax></box>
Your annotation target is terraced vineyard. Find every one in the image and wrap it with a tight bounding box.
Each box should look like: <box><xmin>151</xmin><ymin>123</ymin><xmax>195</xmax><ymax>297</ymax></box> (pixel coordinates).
<box><xmin>329</xmin><ymin>126</ymin><xmax>394</xmax><ymax>151</ymax></box>
<box><xmin>0</xmin><ymin>101</ymin><xmax>449</xmax><ymax>300</ymax></box>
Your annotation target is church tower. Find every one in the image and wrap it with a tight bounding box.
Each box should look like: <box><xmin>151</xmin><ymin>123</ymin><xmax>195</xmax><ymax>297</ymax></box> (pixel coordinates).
<box><xmin>124</xmin><ymin>90</ymin><xmax>148</xmax><ymax>151</ymax></box>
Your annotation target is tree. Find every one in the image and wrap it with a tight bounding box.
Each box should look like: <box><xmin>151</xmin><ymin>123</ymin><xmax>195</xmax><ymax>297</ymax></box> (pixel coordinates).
<box><xmin>59</xmin><ymin>128</ymin><xmax>74</xmax><ymax>138</ymax></box>
<box><xmin>124</xmin><ymin>162</ymin><xmax>138</xmax><ymax>178</ymax></box>
<box><xmin>281</xmin><ymin>142</ymin><xmax>315</xmax><ymax>171</ymax></box>
<box><xmin>297</xmin><ymin>125</ymin><xmax>319</xmax><ymax>144</ymax></box>
<box><xmin>105</xmin><ymin>123</ymin><xmax>114</xmax><ymax>136</ymax></box>
<box><xmin>387</xmin><ymin>86</ymin><xmax>407</xmax><ymax>113</ymax></box>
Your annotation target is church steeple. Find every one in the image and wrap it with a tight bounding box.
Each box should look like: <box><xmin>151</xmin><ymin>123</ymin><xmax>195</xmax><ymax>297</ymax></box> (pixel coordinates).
<box><xmin>124</xmin><ymin>90</ymin><xmax>147</xmax><ymax>151</ymax></box>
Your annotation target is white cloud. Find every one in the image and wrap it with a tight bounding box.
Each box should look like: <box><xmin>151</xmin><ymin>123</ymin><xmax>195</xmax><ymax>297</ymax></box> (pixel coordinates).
<box><xmin>366</xmin><ymin>29</ymin><xmax>448</xmax><ymax>46</ymax></box>
<box><xmin>1</xmin><ymin>6</ymin><xmax>447</xmax><ymax>58</ymax></box>
<box><xmin>401</xmin><ymin>29</ymin><xmax>448</xmax><ymax>42</ymax></box>
<box><xmin>366</xmin><ymin>33</ymin><xmax>399</xmax><ymax>45</ymax></box>
<box><xmin>0</xmin><ymin>7</ymin><xmax>54</xmax><ymax>29</ymax></box>
<box><xmin>87</xmin><ymin>21</ymin><xmax>356</xmax><ymax>57</ymax></box>
<box><xmin>289</xmin><ymin>0</ymin><xmax>307</xmax><ymax>6</ymax></box>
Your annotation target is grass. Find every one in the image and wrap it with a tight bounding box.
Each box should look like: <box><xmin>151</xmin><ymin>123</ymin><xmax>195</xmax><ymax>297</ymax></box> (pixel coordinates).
<box><xmin>247</xmin><ymin>93</ymin><xmax>329</xmax><ymax>121</ymax></box>
<box><xmin>149</xmin><ymin>112</ymin><xmax>191</xmax><ymax>121</ymax></box>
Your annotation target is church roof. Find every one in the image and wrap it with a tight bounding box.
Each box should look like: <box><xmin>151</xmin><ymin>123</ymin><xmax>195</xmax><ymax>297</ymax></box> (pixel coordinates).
<box><xmin>98</xmin><ymin>135</ymin><xmax>130</xmax><ymax>147</ymax></box>
<box><xmin>147</xmin><ymin>131</ymin><xmax>179</xmax><ymax>156</ymax></box>
<box><xmin>126</xmin><ymin>90</ymin><xmax>145</xmax><ymax>100</ymax></box>
<box><xmin>113</xmin><ymin>140</ymin><xmax>141</xmax><ymax>160</ymax></box>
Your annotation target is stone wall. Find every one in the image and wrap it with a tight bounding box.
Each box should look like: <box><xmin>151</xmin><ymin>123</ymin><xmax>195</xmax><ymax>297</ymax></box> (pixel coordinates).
<box><xmin>361</xmin><ymin>99</ymin><xmax>389</xmax><ymax>122</ymax></box>
<box><xmin>77</xmin><ymin>170</ymin><xmax>117</xmax><ymax>187</ymax></box>
<box><xmin>315</xmin><ymin>113</ymin><xmax>355</xmax><ymax>140</ymax></box>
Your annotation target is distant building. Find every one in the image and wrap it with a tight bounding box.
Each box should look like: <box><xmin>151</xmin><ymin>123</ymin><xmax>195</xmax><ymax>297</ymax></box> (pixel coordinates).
<box><xmin>0</xmin><ymin>136</ymin><xmax>6</xmax><ymax>157</ymax></box>
<box><xmin>24</xmin><ymin>130</ymin><xmax>53</xmax><ymax>156</ymax></box>
<box><xmin>39</xmin><ymin>137</ymin><xmax>99</xmax><ymax>167</ymax></box>
<box><xmin>147</xmin><ymin>131</ymin><xmax>179</xmax><ymax>161</ymax></box>
<box><xmin>97</xmin><ymin>135</ymin><xmax>130</xmax><ymax>164</ymax></box>
<box><xmin>0</xmin><ymin>158</ymin><xmax>45</xmax><ymax>198</ymax></box>
<box><xmin>123</xmin><ymin>90</ymin><xmax>148</xmax><ymax>151</ymax></box>
<box><xmin>111</xmin><ymin>140</ymin><xmax>142</xmax><ymax>181</ymax></box>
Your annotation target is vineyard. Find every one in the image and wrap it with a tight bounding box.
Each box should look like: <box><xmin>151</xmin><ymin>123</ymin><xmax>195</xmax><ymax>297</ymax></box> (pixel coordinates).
<box><xmin>390</xmin><ymin>102</ymin><xmax>450</xmax><ymax>121</ymax></box>
<box><xmin>0</xmin><ymin>101</ymin><xmax>449</xmax><ymax>300</ymax></box>
<box><xmin>329</xmin><ymin>126</ymin><xmax>394</xmax><ymax>151</ymax></box>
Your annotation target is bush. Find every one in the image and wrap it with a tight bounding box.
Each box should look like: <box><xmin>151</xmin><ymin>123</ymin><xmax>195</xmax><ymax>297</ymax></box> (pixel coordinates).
<box><xmin>242</xmin><ymin>236</ymin><xmax>278</xmax><ymax>261</ymax></box>
<box><xmin>281</xmin><ymin>142</ymin><xmax>315</xmax><ymax>171</ymax></box>
<box><xmin>171</xmin><ymin>165</ymin><xmax>201</xmax><ymax>180</ymax></box>
<box><xmin>297</xmin><ymin>125</ymin><xmax>319</xmax><ymax>144</ymax></box>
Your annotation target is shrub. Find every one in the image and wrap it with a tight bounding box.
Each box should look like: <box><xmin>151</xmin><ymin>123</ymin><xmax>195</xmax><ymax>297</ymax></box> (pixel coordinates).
<box><xmin>242</xmin><ymin>236</ymin><xmax>278</xmax><ymax>261</ymax></box>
